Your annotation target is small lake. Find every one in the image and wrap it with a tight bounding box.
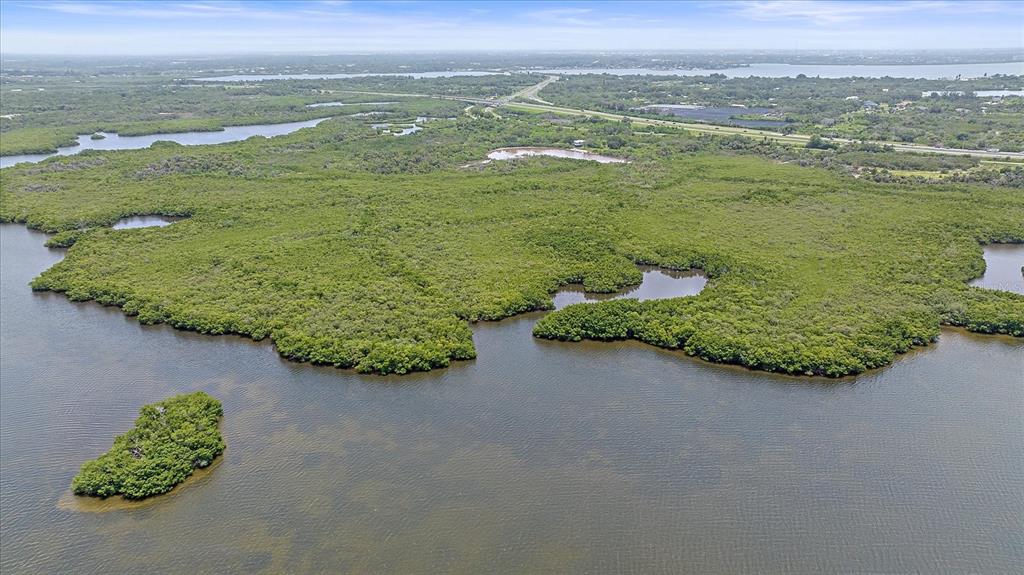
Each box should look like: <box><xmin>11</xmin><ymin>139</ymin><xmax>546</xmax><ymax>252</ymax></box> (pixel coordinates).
<box><xmin>533</xmin><ymin>61</ymin><xmax>1024</xmax><ymax>79</ymax></box>
<box><xmin>1</xmin><ymin>222</ymin><xmax>1021</xmax><ymax>573</ymax></box>
<box><xmin>196</xmin><ymin>71</ymin><xmax>501</xmax><ymax>82</ymax></box>
<box><xmin>970</xmin><ymin>244</ymin><xmax>1024</xmax><ymax>294</ymax></box>
<box><xmin>0</xmin><ymin>118</ymin><xmax>330</xmax><ymax>169</ymax></box>
<box><xmin>640</xmin><ymin>105</ymin><xmax>789</xmax><ymax>128</ymax></box>
<box><xmin>488</xmin><ymin>147</ymin><xmax>628</xmax><ymax>163</ymax></box>
<box><xmin>553</xmin><ymin>267</ymin><xmax>706</xmax><ymax>309</ymax></box>
<box><xmin>111</xmin><ymin>216</ymin><xmax>185</xmax><ymax>230</ymax></box>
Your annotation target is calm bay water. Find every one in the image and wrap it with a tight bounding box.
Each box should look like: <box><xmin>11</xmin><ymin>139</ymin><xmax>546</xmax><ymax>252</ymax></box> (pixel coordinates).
<box><xmin>1</xmin><ymin>224</ymin><xmax>1021</xmax><ymax>574</ymax></box>
<box><xmin>0</xmin><ymin>118</ymin><xmax>330</xmax><ymax>169</ymax></box>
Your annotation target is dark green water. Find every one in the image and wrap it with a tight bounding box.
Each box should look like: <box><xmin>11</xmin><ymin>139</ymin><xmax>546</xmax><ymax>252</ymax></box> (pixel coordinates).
<box><xmin>1</xmin><ymin>223</ymin><xmax>1021</xmax><ymax>574</ymax></box>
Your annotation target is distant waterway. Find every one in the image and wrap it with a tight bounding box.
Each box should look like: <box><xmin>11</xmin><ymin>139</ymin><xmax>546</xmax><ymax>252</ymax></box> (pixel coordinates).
<box><xmin>196</xmin><ymin>71</ymin><xmax>500</xmax><ymax>82</ymax></box>
<box><xmin>970</xmin><ymin>244</ymin><xmax>1024</xmax><ymax>294</ymax></box>
<box><xmin>0</xmin><ymin>118</ymin><xmax>330</xmax><ymax>169</ymax></box>
<box><xmin>974</xmin><ymin>89</ymin><xmax>1024</xmax><ymax>97</ymax></box>
<box><xmin>533</xmin><ymin>61</ymin><xmax>1024</xmax><ymax>79</ymax></box>
<box><xmin>1</xmin><ymin>223</ymin><xmax>1021</xmax><ymax>574</ymax></box>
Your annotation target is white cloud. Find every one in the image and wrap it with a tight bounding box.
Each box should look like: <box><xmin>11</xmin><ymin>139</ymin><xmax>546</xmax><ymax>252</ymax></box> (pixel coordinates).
<box><xmin>2</xmin><ymin>0</ymin><xmax>1020</xmax><ymax>53</ymax></box>
<box><xmin>732</xmin><ymin>0</ymin><xmax>1012</xmax><ymax>25</ymax></box>
<box><xmin>23</xmin><ymin>0</ymin><xmax>344</xmax><ymax>21</ymax></box>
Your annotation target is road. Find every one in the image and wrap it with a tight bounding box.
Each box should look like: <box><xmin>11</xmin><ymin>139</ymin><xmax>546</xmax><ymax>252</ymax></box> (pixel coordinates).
<box><xmin>506</xmin><ymin>75</ymin><xmax>558</xmax><ymax>104</ymax></box>
<box><xmin>504</xmin><ymin>101</ymin><xmax>1024</xmax><ymax>160</ymax></box>
<box><xmin>338</xmin><ymin>79</ymin><xmax>1024</xmax><ymax>160</ymax></box>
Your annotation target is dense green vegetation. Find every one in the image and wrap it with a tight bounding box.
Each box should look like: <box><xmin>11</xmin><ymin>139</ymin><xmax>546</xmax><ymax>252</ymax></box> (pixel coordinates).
<box><xmin>0</xmin><ymin>74</ymin><xmax>529</xmax><ymax>155</ymax></box>
<box><xmin>719</xmin><ymin>139</ymin><xmax>1024</xmax><ymax>188</ymax></box>
<box><xmin>537</xmin><ymin>74</ymin><xmax>1024</xmax><ymax>151</ymax></box>
<box><xmin>71</xmin><ymin>392</ymin><xmax>224</xmax><ymax>499</ymax></box>
<box><xmin>2</xmin><ymin>108</ymin><xmax>1021</xmax><ymax>376</ymax></box>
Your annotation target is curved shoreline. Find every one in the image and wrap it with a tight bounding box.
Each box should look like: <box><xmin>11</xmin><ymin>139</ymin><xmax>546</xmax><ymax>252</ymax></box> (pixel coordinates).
<box><xmin>0</xmin><ymin>117</ymin><xmax>332</xmax><ymax>168</ymax></box>
<box><xmin>7</xmin><ymin>221</ymin><xmax>1019</xmax><ymax>379</ymax></box>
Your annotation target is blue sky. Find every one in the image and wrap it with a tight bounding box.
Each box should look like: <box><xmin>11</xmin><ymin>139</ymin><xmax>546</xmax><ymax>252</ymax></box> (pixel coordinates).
<box><xmin>1</xmin><ymin>1</ymin><xmax>1021</xmax><ymax>54</ymax></box>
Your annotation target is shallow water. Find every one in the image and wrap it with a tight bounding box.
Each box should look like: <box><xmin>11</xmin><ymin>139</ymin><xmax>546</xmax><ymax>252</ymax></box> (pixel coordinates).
<box><xmin>533</xmin><ymin>61</ymin><xmax>1024</xmax><ymax>79</ymax></box>
<box><xmin>553</xmin><ymin>267</ymin><xmax>706</xmax><ymax>309</ymax></box>
<box><xmin>1</xmin><ymin>223</ymin><xmax>1021</xmax><ymax>574</ymax></box>
<box><xmin>0</xmin><ymin>118</ymin><xmax>329</xmax><ymax>169</ymax></box>
<box><xmin>488</xmin><ymin>147</ymin><xmax>628</xmax><ymax>163</ymax></box>
<box><xmin>970</xmin><ymin>244</ymin><xmax>1024</xmax><ymax>294</ymax></box>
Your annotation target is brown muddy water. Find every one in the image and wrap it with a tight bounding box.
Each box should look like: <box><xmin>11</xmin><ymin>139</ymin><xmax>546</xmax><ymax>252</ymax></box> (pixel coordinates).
<box><xmin>0</xmin><ymin>223</ymin><xmax>1021</xmax><ymax>574</ymax></box>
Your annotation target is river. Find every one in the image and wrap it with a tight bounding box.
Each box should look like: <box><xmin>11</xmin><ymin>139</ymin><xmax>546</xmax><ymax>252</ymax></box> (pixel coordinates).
<box><xmin>196</xmin><ymin>71</ymin><xmax>501</xmax><ymax>82</ymax></box>
<box><xmin>0</xmin><ymin>224</ymin><xmax>1021</xmax><ymax>574</ymax></box>
<box><xmin>0</xmin><ymin>118</ymin><xmax>330</xmax><ymax>169</ymax></box>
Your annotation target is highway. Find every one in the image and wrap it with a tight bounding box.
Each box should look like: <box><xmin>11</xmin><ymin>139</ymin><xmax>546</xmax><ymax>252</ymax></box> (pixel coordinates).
<box><xmin>505</xmin><ymin>100</ymin><xmax>1024</xmax><ymax>160</ymax></box>
<box><xmin>340</xmin><ymin>75</ymin><xmax>1024</xmax><ymax>160</ymax></box>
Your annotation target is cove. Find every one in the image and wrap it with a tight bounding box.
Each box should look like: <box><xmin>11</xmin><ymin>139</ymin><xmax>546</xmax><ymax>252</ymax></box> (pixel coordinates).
<box><xmin>970</xmin><ymin>243</ymin><xmax>1024</xmax><ymax>294</ymax></box>
<box><xmin>552</xmin><ymin>267</ymin><xmax>707</xmax><ymax>309</ymax></box>
<box><xmin>2</xmin><ymin>221</ymin><xmax>1021</xmax><ymax>573</ymax></box>
<box><xmin>0</xmin><ymin>118</ymin><xmax>330</xmax><ymax>169</ymax></box>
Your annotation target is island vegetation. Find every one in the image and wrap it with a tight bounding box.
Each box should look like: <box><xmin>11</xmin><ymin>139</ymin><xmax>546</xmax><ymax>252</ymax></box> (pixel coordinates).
<box><xmin>71</xmin><ymin>391</ymin><xmax>225</xmax><ymax>499</ymax></box>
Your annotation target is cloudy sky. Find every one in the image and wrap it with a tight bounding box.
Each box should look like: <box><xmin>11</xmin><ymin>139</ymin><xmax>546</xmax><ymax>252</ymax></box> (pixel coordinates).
<box><xmin>1</xmin><ymin>0</ymin><xmax>1022</xmax><ymax>54</ymax></box>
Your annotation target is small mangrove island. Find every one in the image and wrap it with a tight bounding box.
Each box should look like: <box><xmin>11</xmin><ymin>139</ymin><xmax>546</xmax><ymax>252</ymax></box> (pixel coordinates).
<box><xmin>71</xmin><ymin>391</ymin><xmax>225</xmax><ymax>499</ymax></box>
